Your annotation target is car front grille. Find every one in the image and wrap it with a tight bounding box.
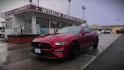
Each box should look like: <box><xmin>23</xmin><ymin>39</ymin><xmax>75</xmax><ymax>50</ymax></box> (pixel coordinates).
<box><xmin>31</xmin><ymin>42</ymin><xmax>52</xmax><ymax>49</ymax></box>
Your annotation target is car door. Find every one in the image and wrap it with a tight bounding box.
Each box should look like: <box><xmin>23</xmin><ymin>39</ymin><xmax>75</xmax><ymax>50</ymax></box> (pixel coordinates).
<box><xmin>82</xmin><ymin>27</ymin><xmax>92</xmax><ymax>48</ymax></box>
<box><xmin>86</xmin><ymin>28</ymin><xmax>94</xmax><ymax>46</ymax></box>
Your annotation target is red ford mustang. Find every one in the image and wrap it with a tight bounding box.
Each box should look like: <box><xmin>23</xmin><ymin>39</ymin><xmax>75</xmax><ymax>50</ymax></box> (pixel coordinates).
<box><xmin>31</xmin><ymin>26</ymin><xmax>99</xmax><ymax>59</ymax></box>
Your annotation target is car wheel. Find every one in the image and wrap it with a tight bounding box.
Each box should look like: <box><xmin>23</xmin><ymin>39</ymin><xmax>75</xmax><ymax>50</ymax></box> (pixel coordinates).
<box><xmin>93</xmin><ymin>36</ymin><xmax>99</xmax><ymax>49</ymax></box>
<box><xmin>69</xmin><ymin>42</ymin><xmax>80</xmax><ymax>59</ymax></box>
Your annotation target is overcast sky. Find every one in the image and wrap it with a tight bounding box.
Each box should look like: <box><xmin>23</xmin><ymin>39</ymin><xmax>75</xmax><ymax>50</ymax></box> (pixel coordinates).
<box><xmin>0</xmin><ymin>0</ymin><xmax>124</xmax><ymax>25</ymax></box>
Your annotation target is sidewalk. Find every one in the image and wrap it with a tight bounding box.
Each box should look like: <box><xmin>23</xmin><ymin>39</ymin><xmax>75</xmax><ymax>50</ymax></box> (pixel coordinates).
<box><xmin>84</xmin><ymin>35</ymin><xmax>124</xmax><ymax>70</ymax></box>
<box><xmin>0</xmin><ymin>43</ymin><xmax>31</xmax><ymax>51</ymax></box>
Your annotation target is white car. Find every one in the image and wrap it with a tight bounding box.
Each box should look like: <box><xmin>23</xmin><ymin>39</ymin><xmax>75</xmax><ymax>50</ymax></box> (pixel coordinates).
<box><xmin>104</xmin><ymin>29</ymin><xmax>111</xmax><ymax>34</ymax></box>
<box><xmin>96</xmin><ymin>30</ymin><xmax>102</xmax><ymax>36</ymax></box>
<box><xmin>0</xmin><ymin>30</ymin><xmax>4</xmax><ymax>38</ymax></box>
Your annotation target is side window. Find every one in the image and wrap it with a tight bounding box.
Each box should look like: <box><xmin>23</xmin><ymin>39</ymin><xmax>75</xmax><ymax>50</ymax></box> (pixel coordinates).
<box><xmin>83</xmin><ymin>27</ymin><xmax>92</xmax><ymax>33</ymax></box>
<box><xmin>6</xmin><ymin>17</ymin><xmax>13</xmax><ymax>29</ymax></box>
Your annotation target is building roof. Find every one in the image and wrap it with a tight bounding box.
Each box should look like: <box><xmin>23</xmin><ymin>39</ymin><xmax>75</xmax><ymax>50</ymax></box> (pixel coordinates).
<box><xmin>2</xmin><ymin>4</ymin><xmax>84</xmax><ymax>23</ymax></box>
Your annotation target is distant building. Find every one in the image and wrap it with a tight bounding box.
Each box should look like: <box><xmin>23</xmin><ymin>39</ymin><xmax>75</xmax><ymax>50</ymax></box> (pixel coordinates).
<box><xmin>89</xmin><ymin>24</ymin><xmax>102</xmax><ymax>30</ymax></box>
<box><xmin>89</xmin><ymin>24</ymin><xmax>124</xmax><ymax>34</ymax></box>
<box><xmin>101</xmin><ymin>25</ymin><xmax>124</xmax><ymax>34</ymax></box>
<box><xmin>2</xmin><ymin>4</ymin><xmax>86</xmax><ymax>38</ymax></box>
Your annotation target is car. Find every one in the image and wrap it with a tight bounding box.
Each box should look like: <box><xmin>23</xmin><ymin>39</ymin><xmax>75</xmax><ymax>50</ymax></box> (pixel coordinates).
<box><xmin>103</xmin><ymin>29</ymin><xmax>111</xmax><ymax>34</ymax></box>
<box><xmin>31</xmin><ymin>26</ymin><xmax>99</xmax><ymax>59</ymax></box>
<box><xmin>94</xmin><ymin>30</ymin><xmax>102</xmax><ymax>36</ymax></box>
<box><xmin>0</xmin><ymin>30</ymin><xmax>4</xmax><ymax>38</ymax></box>
<box><xmin>116</xmin><ymin>29</ymin><xmax>124</xmax><ymax>34</ymax></box>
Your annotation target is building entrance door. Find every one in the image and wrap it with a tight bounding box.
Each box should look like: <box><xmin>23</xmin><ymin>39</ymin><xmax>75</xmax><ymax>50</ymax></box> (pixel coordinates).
<box><xmin>24</xmin><ymin>18</ymin><xmax>32</xmax><ymax>34</ymax></box>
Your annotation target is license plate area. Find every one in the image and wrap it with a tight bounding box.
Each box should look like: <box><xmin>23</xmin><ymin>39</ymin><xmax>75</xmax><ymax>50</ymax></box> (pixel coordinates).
<box><xmin>35</xmin><ymin>48</ymin><xmax>41</xmax><ymax>53</ymax></box>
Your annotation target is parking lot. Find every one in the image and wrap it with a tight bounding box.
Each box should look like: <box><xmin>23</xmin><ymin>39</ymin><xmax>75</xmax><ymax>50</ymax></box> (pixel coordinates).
<box><xmin>0</xmin><ymin>34</ymin><xmax>120</xmax><ymax>70</ymax></box>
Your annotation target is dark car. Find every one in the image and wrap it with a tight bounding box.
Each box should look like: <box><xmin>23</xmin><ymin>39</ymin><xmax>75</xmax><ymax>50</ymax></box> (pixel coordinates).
<box><xmin>31</xmin><ymin>26</ymin><xmax>99</xmax><ymax>59</ymax></box>
<box><xmin>116</xmin><ymin>29</ymin><xmax>124</xmax><ymax>34</ymax></box>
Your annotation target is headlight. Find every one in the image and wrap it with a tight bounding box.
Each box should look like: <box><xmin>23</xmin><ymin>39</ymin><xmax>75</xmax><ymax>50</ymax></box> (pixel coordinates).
<box><xmin>32</xmin><ymin>39</ymin><xmax>37</xmax><ymax>42</ymax></box>
<box><xmin>54</xmin><ymin>42</ymin><xmax>68</xmax><ymax>46</ymax></box>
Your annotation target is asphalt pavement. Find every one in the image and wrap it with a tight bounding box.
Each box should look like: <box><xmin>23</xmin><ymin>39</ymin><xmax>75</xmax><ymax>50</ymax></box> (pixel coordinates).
<box><xmin>0</xmin><ymin>34</ymin><xmax>121</xmax><ymax>70</ymax></box>
<box><xmin>84</xmin><ymin>35</ymin><xmax>124</xmax><ymax>70</ymax></box>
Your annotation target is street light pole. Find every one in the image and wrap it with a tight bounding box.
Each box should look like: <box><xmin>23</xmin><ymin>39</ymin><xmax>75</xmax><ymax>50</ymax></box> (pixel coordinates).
<box><xmin>115</xmin><ymin>18</ymin><xmax>120</xmax><ymax>30</ymax></box>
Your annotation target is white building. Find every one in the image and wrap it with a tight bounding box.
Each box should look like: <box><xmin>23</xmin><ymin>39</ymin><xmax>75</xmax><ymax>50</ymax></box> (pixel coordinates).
<box><xmin>2</xmin><ymin>4</ymin><xmax>85</xmax><ymax>38</ymax></box>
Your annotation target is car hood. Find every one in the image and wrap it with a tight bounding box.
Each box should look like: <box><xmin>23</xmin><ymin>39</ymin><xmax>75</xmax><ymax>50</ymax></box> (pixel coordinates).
<box><xmin>32</xmin><ymin>33</ymin><xmax>75</xmax><ymax>43</ymax></box>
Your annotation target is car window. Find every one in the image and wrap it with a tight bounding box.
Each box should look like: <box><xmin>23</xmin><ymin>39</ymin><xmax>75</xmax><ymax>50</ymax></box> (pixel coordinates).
<box><xmin>57</xmin><ymin>26</ymin><xmax>81</xmax><ymax>34</ymax></box>
<box><xmin>83</xmin><ymin>27</ymin><xmax>92</xmax><ymax>33</ymax></box>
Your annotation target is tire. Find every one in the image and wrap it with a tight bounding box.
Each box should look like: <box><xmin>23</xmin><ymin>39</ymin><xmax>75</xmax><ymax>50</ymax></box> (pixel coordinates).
<box><xmin>69</xmin><ymin>42</ymin><xmax>80</xmax><ymax>59</ymax></box>
<box><xmin>93</xmin><ymin>36</ymin><xmax>99</xmax><ymax>49</ymax></box>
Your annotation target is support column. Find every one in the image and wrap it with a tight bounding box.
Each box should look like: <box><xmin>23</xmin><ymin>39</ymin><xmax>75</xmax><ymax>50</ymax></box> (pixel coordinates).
<box><xmin>48</xmin><ymin>19</ymin><xmax>51</xmax><ymax>34</ymax></box>
<box><xmin>59</xmin><ymin>21</ymin><xmax>62</xmax><ymax>29</ymax></box>
<box><xmin>32</xmin><ymin>14</ymin><xmax>37</xmax><ymax>34</ymax></box>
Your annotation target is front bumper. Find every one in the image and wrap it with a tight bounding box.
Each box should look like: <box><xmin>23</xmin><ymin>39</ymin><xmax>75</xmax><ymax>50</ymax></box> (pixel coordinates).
<box><xmin>31</xmin><ymin>46</ymin><xmax>67</xmax><ymax>59</ymax></box>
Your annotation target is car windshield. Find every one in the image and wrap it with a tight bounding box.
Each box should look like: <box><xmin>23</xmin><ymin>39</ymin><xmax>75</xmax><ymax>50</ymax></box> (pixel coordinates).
<box><xmin>57</xmin><ymin>26</ymin><xmax>81</xmax><ymax>34</ymax></box>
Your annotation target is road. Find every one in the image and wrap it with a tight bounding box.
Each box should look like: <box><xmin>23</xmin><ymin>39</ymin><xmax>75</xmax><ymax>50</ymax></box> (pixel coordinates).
<box><xmin>0</xmin><ymin>34</ymin><xmax>120</xmax><ymax>70</ymax></box>
<box><xmin>84</xmin><ymin>35</ymin><xmax>124</xmax><ymax>70</ymax></box>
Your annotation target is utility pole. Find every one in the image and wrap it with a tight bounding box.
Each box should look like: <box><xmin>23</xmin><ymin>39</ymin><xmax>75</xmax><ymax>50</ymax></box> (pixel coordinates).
<box><xmin>29</xmin><ymin>0</ymin><xmax>39</xmax><ymax>6</ymax></box>
<box><xmin>38</xmin><ymin>0</ymin><xmax>39</xmax><ymax>6</ymax></box>
<box><xmin>82</xmin><ymin>5</ymin><xmax>86</xmax><ymax>19</ymax></box>
<box><xmin>29</xmin><ymin>0</ymin><xmax>32</xmax><ymax>4</ymax></box>
<box><xmin>68</xmin><ymin>0</ymin><xmax>71</xmax><ymax>15</ymax></box>
<box><xmin>52</xmin><ymin>21</ymin><xmax>57</xmax><ymax>33</ymax></box>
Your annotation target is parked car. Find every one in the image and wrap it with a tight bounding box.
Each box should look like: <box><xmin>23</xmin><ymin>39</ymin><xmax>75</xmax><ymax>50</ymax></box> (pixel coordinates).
<box><xmin>103</xmin><ymin>29</ymin><xmax>111</xmax><ymax>34</ymax></box>
<box><xmin>31</xmin><ymin>26</ymin><xmax>99</xmax><ymax>59</ymax></box>
<box><xmin>95</xmin><ymin>30</ymin><xmax>102</xmax><ymax>36</ymax></box>
<box><xmin>116</xmin><ymin>29</ymin><xmax>124</xmax><ymax>34</ymax></box>
<box><xmin>0</xmin><ymin>30</ymin><xmax>4</xmax><ymax>38</ymax></box>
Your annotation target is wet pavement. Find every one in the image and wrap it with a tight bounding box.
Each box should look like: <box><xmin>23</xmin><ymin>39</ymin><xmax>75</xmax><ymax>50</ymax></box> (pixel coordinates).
<box><xmin>0</xmin><ymin>34</ymin><xmax>120</xmax><ymax>70</ymax></box>
<box><xmin>84</xmin><ymin>35</ymin><xmax>124</xmax><ymax>70</ymax></box>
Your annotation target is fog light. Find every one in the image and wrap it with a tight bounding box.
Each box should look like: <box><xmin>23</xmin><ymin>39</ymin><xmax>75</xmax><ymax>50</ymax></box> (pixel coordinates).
<box><xmin>54</xmin><ymin>50</ymin><xmax>64</xmax><ymax>52</ymax></box>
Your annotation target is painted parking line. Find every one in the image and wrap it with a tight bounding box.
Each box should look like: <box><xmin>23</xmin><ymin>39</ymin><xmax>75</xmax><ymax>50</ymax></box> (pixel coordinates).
<box><xmin>83</xmin><ymin>54</ymin><xmax>95</xmax><ymax>57</ymax></box>
<box><xmin>81</xmin><ymin>34</ymin><xmax>121</xmax><ymax>70</ymax></box>
<box><xmin>81</xmin><ymin>56</ymin><xmax>97</xmax><ymax>70</ymax></box>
